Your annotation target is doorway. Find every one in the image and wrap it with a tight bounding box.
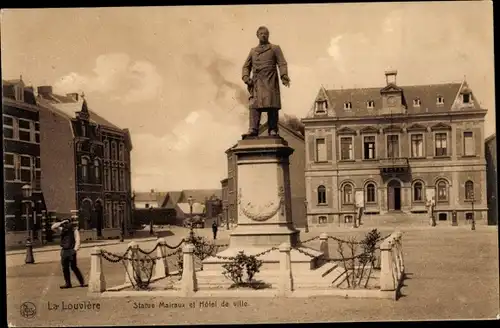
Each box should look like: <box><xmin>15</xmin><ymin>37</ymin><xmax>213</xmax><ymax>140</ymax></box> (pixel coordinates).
<box><xmin>94</xmin><ymin>201</ymin><xmax>103</xmax><ymax>237</ymax></box>
<box><xmin>387</xmin><ymin>180</ymin><xmax>402</xmax><ymax>211</ymax></box>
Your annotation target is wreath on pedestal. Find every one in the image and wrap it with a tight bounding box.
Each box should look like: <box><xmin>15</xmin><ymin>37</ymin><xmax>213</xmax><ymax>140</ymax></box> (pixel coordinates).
<box><xmin>238</xmin><ymin>187</ymin><xmax>285</xmax><ymax>222</ymax></box>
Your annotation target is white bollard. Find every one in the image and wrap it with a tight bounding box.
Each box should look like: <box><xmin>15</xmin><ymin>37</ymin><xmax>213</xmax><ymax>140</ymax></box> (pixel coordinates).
<box><xmin>319</xmin><ymin>233</ymin><xmax>329</xmax><ymax>262</ymax></box>
<box><xmin>124</xmin><ymin>241</ymin><xmax>138</xmax><ymax>284</ymax></box>
<box><xmin>181</xmin><ymin>244</ymin><xmax>197</xmax><ymax>296</ymax></box>
<box><xmin>88</xmin><ymin>247</ymin><xmax>106</xmax><ymax>293</ymax></box>
<box><xmin>278</xmin><ymin>242</ymin><xmax>293</xmax><ymax>296</ymax></box>
<box><xmin>155</xmin><ymin>238</ymin><xmax>169</xmax><ymax>279</ymax></box>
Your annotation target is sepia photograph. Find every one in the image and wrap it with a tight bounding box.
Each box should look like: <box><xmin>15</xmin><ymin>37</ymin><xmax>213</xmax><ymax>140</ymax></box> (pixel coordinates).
<box><xmin>2</xmin><ymin>1</ymin><xmax>498</xmax><ymax>326</ymax></box>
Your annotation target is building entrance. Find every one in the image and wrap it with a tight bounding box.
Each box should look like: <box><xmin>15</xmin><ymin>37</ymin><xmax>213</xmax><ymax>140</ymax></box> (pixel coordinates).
<box><xmin>387</xmin><ymin>180</ymin><xmax>402</xmax><ymax>211</ymax></box>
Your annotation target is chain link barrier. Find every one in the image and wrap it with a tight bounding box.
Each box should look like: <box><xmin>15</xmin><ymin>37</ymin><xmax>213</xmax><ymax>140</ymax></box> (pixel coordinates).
<box><xmin>210</xmin><ymin>246</ymin><xmax>278</xmax><ymax>261</ymax></box>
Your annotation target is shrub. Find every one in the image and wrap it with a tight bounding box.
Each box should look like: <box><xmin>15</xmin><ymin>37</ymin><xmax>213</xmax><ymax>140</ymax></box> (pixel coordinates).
<box><xmin>222</xmin><ymin>251</ymin><xmax>263</xmax><ymax>287</ymax></box>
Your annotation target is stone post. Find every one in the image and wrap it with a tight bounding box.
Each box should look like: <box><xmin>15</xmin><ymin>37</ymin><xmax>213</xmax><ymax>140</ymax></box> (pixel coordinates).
<box><xmin>395</xmin><ymin>231</ymin><xmax>404</xmax><ymax>273</ymax></box>
<box><xmin>88</xmin><ymin>247</ymin><xmax>106</xmax><ymax>293</ymax></box>
<box><xmin>154</xmin><ymin>238</ymin><xmax>169</xmax><ymax>279</ymax></box>
<box><xmin>125</xmin><ymin>241</ymin><xmax>138</xmax><ymax>284</ymax></box>
<box><xmin>278</xmin><ymin>242</ymin><xmax>293</xmax><ymax>296</ymax></box>
<box><xmin>181</xmin><ymin>244</ymin><xmax>197</xmax><ymax>296</ymax></box>
<box><xmin>379</xmin><ymin>239</ymin><xmax>395</xmax><ymax>291</ymax></box>
<box><xmin>319</xmin><ymin>233</ymin><xmax>329</xmax><ymax>263</ymax></box>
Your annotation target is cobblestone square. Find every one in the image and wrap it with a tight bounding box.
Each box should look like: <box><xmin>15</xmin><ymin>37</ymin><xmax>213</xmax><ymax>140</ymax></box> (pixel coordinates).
<box><xmin>6</xmin><ymin>225</ymin><xmax>499</xmax><ymax>326</ymax></box>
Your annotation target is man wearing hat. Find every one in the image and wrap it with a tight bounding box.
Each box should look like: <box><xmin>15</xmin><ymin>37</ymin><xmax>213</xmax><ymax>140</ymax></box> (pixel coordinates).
<box><xmin>51</xmin><ymin>218</ymin><xmax>87</xmax><ymax>289</ymax></box>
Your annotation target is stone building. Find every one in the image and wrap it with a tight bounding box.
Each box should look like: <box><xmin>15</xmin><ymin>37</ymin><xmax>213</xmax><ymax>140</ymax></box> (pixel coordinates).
<box><xmin>485</xmin><ymin>134</ymin><xmax>497</xmax><ymax>225</ymax></box>
<box><xmin>3</xmin><ymin>78</ymin><xmax>47</xmax><ymax>247</ymax></box>
<box><xmin>302</xmin><ymin>70</ymin><xmax>488</xmax><ymax>227</ymax></box>
<box><xmin>37</xmin><ymin>87</ymin><xmax>133</xmax><ymax>240</ymax></box>
<box><xmin>222</xmin><ymin>121</ymin><xmax>306</xmax><ymax>227</ymax></box>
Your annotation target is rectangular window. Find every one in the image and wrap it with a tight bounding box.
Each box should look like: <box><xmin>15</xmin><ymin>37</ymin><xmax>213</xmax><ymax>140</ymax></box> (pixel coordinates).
<box><xmin>19</xmin><ymin>130</ymin><xmax>31</xmax><ymax>141</ymax></box>
<box><xmin>340</xmin><ymin>137</ymin><xmax>353</xmax><ymax>160</ymax></box>
<box><xmin>14</xmin><ymin>154</ymin><xmax>21</xmax><ymax>180</ymax></box>
<box><xmin>387</xmin><ymin>134</ymin><xmax>399</xmax><ymax>158</ymax></box>
<box><xmin>411</xmin><ymin>134</ymin><xmax>424</xmax><ymax>157</ymax></box>
<box><xmin>3</xmin><ymin>115</ymin><xmax>13</xmax><ymax>126</ymax></box>
<box><xmin>20</xmin><ymin>156</ymin><xmax>31</xmax><ymax>167</ymax></box>
<box><xmin>3</xmin><ymin>128</ymin><xmax>14</xmax><ymax>139</ymax></box>
<box><xmin>363</xmin><ymin>136</ymin><xmax>376</xmax><ymax>159</ymax></box>
<box><xmin>4</xmin><ymin>153</ymin><xmax>14</xmax><ymax>166</ymax></box>
<box><xmin>315</xmin><ymin>138</ymin><xmax>327</xmax><ymax>162</ymax></box>
<box><xmin>18</xmin><ymin>119</ymin><xmax>30</xmax><ymax>130</ymax></box>
<box><xmin>435</xmin><ymin>133</ymin><xmax>448</xmax><ymax>156</ymax></box>
<box><xmin>463</xmin><ymin>94</ymin><xmax>470</xmax><ymax>104</ymax></box>
<box><xmin>463</xmin><ymin>131</ymin><xmax>474</xmax><ymax>156</ymax></box>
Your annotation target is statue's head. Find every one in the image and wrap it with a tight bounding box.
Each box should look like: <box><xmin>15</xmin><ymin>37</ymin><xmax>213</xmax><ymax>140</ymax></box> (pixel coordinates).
<box><xmin>256</xmin><ymin>26</ymin><xmax>270</xmax><ymax>43</ymax></box>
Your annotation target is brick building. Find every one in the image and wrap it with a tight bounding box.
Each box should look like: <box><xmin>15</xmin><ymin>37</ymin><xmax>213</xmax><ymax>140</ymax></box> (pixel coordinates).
<box><xmin>222</xmin><ymin>121</ymin><xmax>306</xmax><ymax>227</ymax></box>
<box><xmin>485</xmin><ymin>134</ymin><xmax>497</xmax><ymax>225</ymax></box>
<box><xmin>303</xmin><ymin>70</ymin><xmax>488</xmax><ymax>227</ymax></box>
<box><xmin>37</xmin><ymin>86</ymin><xmax>133</xmax><ymax>240</ymax></box>
<box><xmin>3</xmin><ymin>78</ymin><xmax>46</xmax><ymax>247</ymax></box>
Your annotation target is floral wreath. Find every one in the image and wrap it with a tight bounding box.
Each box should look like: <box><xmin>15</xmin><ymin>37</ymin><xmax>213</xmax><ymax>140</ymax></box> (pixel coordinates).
<box><xmin>238</xmin><ymin>187</ymin><xmax>285</xmax><ymax>221</ymax></box>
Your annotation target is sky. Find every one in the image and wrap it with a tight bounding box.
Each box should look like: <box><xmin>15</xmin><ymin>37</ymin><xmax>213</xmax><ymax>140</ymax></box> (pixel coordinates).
<box><xmin>1</xmin><ymin>2</ymin><xmax>495</xmax><ymax>192</ymax></box>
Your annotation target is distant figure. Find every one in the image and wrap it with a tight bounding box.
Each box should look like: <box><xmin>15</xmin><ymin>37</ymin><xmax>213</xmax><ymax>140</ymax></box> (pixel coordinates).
<box><xmin>51</xmin><ymin>219</ymin><xmax>87</xmax><ymax>289</ymax></box>
<box><xmin>212</xmin><ymin>221</ymin><xmax>218</xmax><ymax>240</ymax></box>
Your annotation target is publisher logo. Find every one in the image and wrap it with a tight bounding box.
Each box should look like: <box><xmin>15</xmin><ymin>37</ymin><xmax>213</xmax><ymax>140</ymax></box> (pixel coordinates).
<box><xmin>20</xmin><ymin>302</ymin><xmax>36</xmax><ymax>319</ymax></box>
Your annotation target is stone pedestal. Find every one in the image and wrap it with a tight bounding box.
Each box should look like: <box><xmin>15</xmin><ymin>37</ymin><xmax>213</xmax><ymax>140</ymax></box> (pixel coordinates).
<box><xmin>203</xmin><ymin>136</ymin><xmax>323</xmax><ymax>274</ymax></box>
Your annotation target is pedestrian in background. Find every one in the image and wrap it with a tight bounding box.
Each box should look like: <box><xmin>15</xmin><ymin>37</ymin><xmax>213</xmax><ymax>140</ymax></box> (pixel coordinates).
<box><xmin>212</xmin><ymin>220</ymin><xmax>218</xmax><ymax>240</ymax></box>
<box><xmin>51</xmin><ymin>219</ymin><xmax>87</xmax><ymax>289</ymax></box>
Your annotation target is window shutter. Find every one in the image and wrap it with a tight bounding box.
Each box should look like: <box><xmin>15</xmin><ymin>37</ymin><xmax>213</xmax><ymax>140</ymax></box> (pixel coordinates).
<box><xmin>473</xmin><ymin>128</ymin><xmax>481</xmax><ymax>157</ymax></box>
<box><xmin>456</xmin><ymin>130</ymin><xmax>463</xmax><ymax>157</ymax></box>
<box><xmin>308</xmin><ymin>136</ymin><xmax>315</xmax><ymax>162</ymax></box>
<box><xmin>326</xmin><ymin>134</ymin><xmax>333</xmax><ymax>161</ymax></box>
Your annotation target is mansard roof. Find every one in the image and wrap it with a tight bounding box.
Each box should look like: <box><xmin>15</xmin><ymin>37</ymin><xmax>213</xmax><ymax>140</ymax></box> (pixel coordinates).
<box><xmin>317</xmin><ymin>80</ymin><xmax>482</xmax><ymax>118</ymax></box>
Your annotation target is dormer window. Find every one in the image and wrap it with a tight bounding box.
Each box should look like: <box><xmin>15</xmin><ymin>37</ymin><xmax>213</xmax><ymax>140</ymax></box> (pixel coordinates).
<box><xmin>367</xmin><ymin>100</ymin><xmax>375</xmax><ymax>109</ymax></box>
<box><xmin>437</xmin><ymin>96</ymin><xmax>444</xmax><ymax>105</ymax></box>
<box><xmin>413</xmin><ymin>98</ymin><xmax>421</xmax><ymax>107</ymax></box>
<box><xmin>315</xmin><ymin>100</ymin><xmax>327</xmax><ymax>114</ymax></box>
<box><xmin>462</xmin><ymin>93</ymin><xmax>471</xmax><ymax>104</ymax></box>
<box><xmin>14</xmin><ymin>85</ymin><xmax>24</xmax><ymax>102</ymax></box>
<box><xmin>344</xmin><ymin>102</ymin><xmax>352</xmax><ymax>110</ymax></box>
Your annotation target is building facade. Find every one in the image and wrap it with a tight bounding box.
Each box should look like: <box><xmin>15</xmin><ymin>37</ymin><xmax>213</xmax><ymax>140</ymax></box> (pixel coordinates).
<box><xmin>303</xmin><ymin>71</ymin><xmax>488</xmax><ymax>227</ymax></box>
<box><xmin>37</xmin><ymin>86</ymin><xmax>133</xmax><ymax>240</ymax></box>
<box><xmin>485</xmin><ymin>134</ymin><xmax>497</xmax><ymax>225</ymax></box>
<box><xmin>3</xmin><ymin>79</ymin><xmax>47</xmax><ymax>247</ymax></box>
<box><xmin>223</xmin><ymin>121</ymin><xmax>306</xmax><ymax>227</ymax></box>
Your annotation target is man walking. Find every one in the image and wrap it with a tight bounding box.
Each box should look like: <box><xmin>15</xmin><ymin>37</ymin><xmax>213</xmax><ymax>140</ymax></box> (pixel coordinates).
<box><xmin>51</xmin><ymin>219</ymin><xmax>87</xmax><ymax>289</ymax></box>
<box><xmin>212</xmin><ymin>220</ymin><xmax>218</xmax><ymax>240</ymax></box>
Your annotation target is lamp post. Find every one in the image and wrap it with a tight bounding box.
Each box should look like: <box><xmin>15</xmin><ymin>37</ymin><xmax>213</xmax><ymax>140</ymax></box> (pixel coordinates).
<box><xmin>119</xmin><ymin>204</ymin><xmax>124</xmax><ymax>242</ymax></box>
<box><xmin>471</xmin><ymin>192</ymin><xmax>476</xmax><ymax>231</ymax></box>
<box><xmin>303</xmin><ymin>200</ymin><xmax>309</xmax><ymax>233</ymax></box>
<box><xmin>187</xmin><ymin>196</ymin><xmax>195</xmax><ymax>243</ymax></box>
<box><xmin>224</xmin><ymin>204</ymin><xmax>229</xmax><ymax>230</ymax></box>
<box><xmin>149</xmin><ymin>205</ymin><xmax>154</xmax><ymax>236</ymax></box>
<box><xmin>22</xmin><ymin>184</ymin><xmax>35</xmax><ymax>264</ymax></box>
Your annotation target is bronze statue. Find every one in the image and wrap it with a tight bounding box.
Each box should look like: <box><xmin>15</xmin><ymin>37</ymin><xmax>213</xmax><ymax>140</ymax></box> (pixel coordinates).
<box><xmin>242</xmin><ymin>26</ymin><xmax>290</xmax><ymax>138</ymax></box>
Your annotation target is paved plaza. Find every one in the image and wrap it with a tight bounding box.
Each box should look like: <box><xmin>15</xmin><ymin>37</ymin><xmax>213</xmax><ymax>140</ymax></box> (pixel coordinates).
<box><xmin>6</xmin><ymin>223</ymin><xmax>499</xmax><ymax>326</ymax></box>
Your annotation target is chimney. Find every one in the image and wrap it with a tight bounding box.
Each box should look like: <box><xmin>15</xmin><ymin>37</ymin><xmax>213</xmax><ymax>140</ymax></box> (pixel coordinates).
<box><xmin>385</xmin><ymin>70</ymin><xmax>398</xmax><ymax>85</ymax></box>
<box><xmin>66</xmin><ymin>93</ymin><xmax>79</xmax><ymax>101</ymax></box>
<box><xmin>37</xmin><ymin>86</ymin><xmax>53</xmax><ymax>97</ymax></box>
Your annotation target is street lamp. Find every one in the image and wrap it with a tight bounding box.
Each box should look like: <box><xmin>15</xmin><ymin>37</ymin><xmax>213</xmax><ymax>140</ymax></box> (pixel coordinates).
<box><xmin>224</xmin><ymin>203</ymin><xmax>229</xmax><ymax>230</ymax></box>
<box><xmin>149</xmin><ymin>205</ymin><xmax>154</xmax><ymax>236</ymax></box>
<box><xmin>187</xmin><ymin>196</ymin><xmax>195</xmax><ymax>242</ymax></box>
<box><xmin>471</xmin><ymin>192</ymin><xmax>476</xmax><ymax>231</ymax></box>
<box><xmin>303</xmin><ymin>200</ymin><xmax>309</xmax><ymax>233</ymax></box>
<box><xmin>22</xmin><ymin>184</ymin><xmax>35</xmax><ymax>264</ymax></box>
<box><xmin>119</xmin><ymin>204</ymin><xmax>124</xmax><ymax>242</ymax></box>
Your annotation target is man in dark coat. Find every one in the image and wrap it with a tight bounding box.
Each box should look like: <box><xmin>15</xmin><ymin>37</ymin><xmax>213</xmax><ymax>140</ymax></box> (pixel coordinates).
<box><xmin>242</xmin><ymin>26</ymin><xmax>291</xmax><ymax>137</ymax></box>
<box><xmin>51</xmin><ymin>219</ymin><xmax>87</xmax><ymax>289</ymax></box>
<box><xmin>212</xmin><ymin>220</ymin><xmax>218</xmax><ymax>240</ymax></box>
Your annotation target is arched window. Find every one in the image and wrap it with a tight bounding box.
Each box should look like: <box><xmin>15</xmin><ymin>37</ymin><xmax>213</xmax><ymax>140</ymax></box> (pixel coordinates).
<box><xmin>437</xmin><ymin>180</ymin><xmax>448</xmax><ymax>202</ymax></box>
<box><xmin>103</xmin><ymin>167</ymin><xmax>109</xmax><ymax>190</ymax></box>
<box><xmin>104</xmin><ymin>140</ymin><xmax>110</xmax><ymax>159</ymax></box>
<box><xmin>94</xmin><ymin>159</ymin><xmax>101</xmax><ymax>183</ymax></box>
<box><xmin>465</xmin><ymin>180</ymin><xmax>474</xmax><ymax>200</ymax></box>
<box><xmin>317</xmin><ymin>185</ymin><xmax>327</xmax><ymax>204</ymax></box>
<box><xmin>413</xmin><ymin>181</ymin><xmax>423</xmax><ymax>202</ymax></box>
<box><xmin>342</xmin><ymin>184</ymin><xmax>353</xmax><ymax>204</ymax></box>
<box><xmin>366</xmin><ymin>183</ymin><xmax>376</xmax><ymax>203</ymax></box>
<box><xmin>111</xmin><ymin>141</ymin><xmax>117</xmax><ymax>160</ymax></box>
<box><xmin>119</xmin><ymin>142</ymin><xmax>125</xmax><ymax>161</ymax></box>
<box><xmin>81</xmin><ymin>157</ymin><xmax>89</xmax><ymax>182</ymax></box>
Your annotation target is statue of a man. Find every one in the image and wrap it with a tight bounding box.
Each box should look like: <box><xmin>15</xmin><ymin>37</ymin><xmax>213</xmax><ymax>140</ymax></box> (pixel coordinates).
<box><xmin>242</xmin><ymin>26</ymin><xmax>290</xmax><ymax>137</ymax></box>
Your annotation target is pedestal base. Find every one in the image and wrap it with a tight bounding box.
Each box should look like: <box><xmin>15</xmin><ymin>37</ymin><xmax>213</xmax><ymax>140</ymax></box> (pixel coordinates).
<box><xmin>228</xmin><ymin>223</ymin><xmax>300</xmax><ymax>248</ymax></box>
